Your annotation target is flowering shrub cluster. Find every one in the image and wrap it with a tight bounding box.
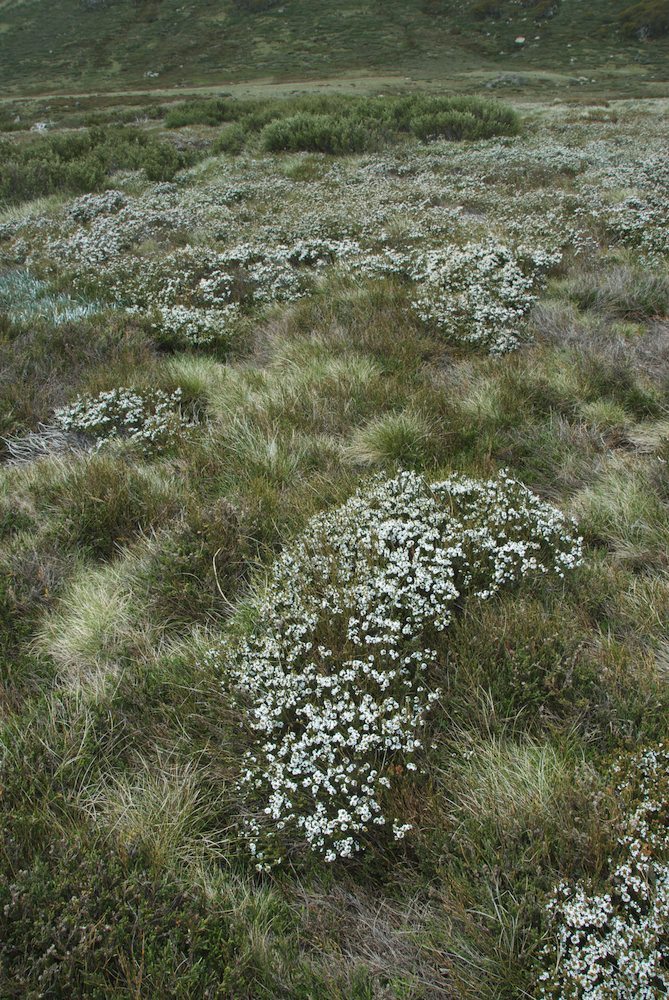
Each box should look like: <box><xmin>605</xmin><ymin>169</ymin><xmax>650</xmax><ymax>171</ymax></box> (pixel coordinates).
<box><xmin>540</xmin><ymin>746</ymin><xmax>669</xmax><ymax>999</ymax></box>
<box><xmin>214</xmin><ymin>471</ymin><xmax>583</xmax><ymax>868</ymax></box>
<box><xmin>67</xmin><ymin>189</ymin><xmax>126</xmax><ymax>223</ymax></box>
<box><xmin>54</xmin><ymin>387</ymin><xmax>193</xmax><ymax>453</ymax></box>
<box><xmin>155</xmin><ymin>303</ymin><xmax>241</xmax><ymax>348</ymax></box>
<box><xmin>4</xmin><ymin>107</ymin><xmax>665</xmax><ymax>366</ymax></box>
<box><xmin>412</xmin><ymin>240</ymin><xmax>561</xmax><ymax>354</ymax></box>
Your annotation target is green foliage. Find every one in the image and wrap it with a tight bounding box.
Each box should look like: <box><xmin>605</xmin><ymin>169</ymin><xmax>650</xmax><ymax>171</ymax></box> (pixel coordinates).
<box><xmin>410</xmin><ymin>103</ymin><xmax>517</xmax><ymax>140</ymax></box>
<box><xmin>164</xmin><ymin>98</ymin><xmax>233</xmax><ymax>127</ymax></box>
<box><xmin>258</xmin><ymin>95</ymin><xmax>518</xmax><ymax>153</ymax></box>
<box><xmin>471</xmin><ymin>0</ymin><xmax>504</xmax><ymax>18</ymax></box>
<box><xmin>260</xmin><ymin>111</ymin><xmax>379</xmax><ymax>154</ymax></box>
<box><xmin>0</xmin><ymin>127</ymin><xmax>189</xmax><ymax>206</ymax></box>
<box><xmin>142</xmin><ymin>140</ymin><xmax>182</xmax><ymax>181</ymax></box>
<box><xmin>164</xmin><ymin>93</ymin><xmax>519</xmax><ymax>154</ymax></box>
<box><xmin>33</xmin><ymin>455</ymin><xmax>186</xmax><ymax>559</ymax></box>
<box><xmin>213</xmin><ymin>123</ymin><xmax>247</xmax><ymax>154</ymax></box>
<box><xmin>0</xmin><ymin>843</ymin><xmax>273</xmax><ymax>997</ymax></box>
<box><xmin>619</xmin><ymin>0</ymin><xmax>669</xmax><ymax>38</ymax></box>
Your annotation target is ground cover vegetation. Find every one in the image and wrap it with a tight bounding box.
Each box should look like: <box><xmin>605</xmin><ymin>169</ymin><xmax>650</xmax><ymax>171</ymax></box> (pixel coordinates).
<box><xmin>1</xmin><ymin>0</ymin><xmax>669</xmax><ymax>96</ymax></box>
<box><xmin>1</xmin><ymin>91</ymin><xmax>669</xmax><ymax>997</ymax></box>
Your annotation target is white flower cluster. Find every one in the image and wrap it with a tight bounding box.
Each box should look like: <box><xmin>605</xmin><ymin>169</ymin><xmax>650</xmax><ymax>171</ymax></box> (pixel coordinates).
<box><xmin>540</xmin><ymin>746</ymin><xmax>669</xmax><ymax>999</ymax></box>
<box><xmin>412</xmin><ymin>240</ymin><xmax>561</xmax><ymax>355</ymax></box>
<box><xmin>214</xmin><ymin>471</ymin><xmax>582</xmax><ymax>868</ymax></box>
<box><xmin>155</xmin><ymin>302</ymin><xmax>241</xmax><ymax>347</ymax></box>
<box><xmin>54</xmin><ymin>386</ymin><xmax>193</xmax><ymax>453</ymax></box>
<box><xmin>45</xmin><ymin>188</ymin><xmax>199</xmax><ymax>269</ymax></box>
<box><xmin>67</xmin><ymin>189</ymin><xmax>127</xmax><ymax>223</ymax></box>
<box><xmin>605</xmin><ymin>194</ymin><xmax>669</xmax><ymax>265</ymax></box>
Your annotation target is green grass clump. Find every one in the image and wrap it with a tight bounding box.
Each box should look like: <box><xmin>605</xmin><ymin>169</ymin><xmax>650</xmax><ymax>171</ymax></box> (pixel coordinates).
<box><xmin>346</xmin><ymin>410</ymin><xmax>433</xmax><ymax>467</ymax></box>
<box><xmin>33</xmin><ymin>454</ymin><xmax>187</xmax><ymax>560</ymax></box>
<box><xmin>564</xmin><ymin>264</ymin><xmax>669</xmax><ymax>320</ymax></box>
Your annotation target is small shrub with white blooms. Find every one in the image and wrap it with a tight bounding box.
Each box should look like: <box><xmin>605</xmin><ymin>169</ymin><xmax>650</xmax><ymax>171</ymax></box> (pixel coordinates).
<box><xmin>155</xmin><ymin>303</ymin><xmax>241</xmax><ymax>348</ymax></box>
<box><xmin>412</xmin><ymin>240</ymin><xmax>561</xmax><ymax>355</ymax></box>
<box><xmin>67</xmin><ymin>190</ymin><xmax>127</xmax><ymax>223</ymax></box>
<box><xmin>212</xmin><ymin>470</ymin><xmax>582</xmax><ymax>868</ymax></box>
<box><xmin>540</xmin><ymin>746</ymin><xmax>669</xmax><ymax>1000</ymax></box>
<box><xmin>54</xmin><ymin>387</ymin><xmax>194</xmax><ymax>453</ymax></box>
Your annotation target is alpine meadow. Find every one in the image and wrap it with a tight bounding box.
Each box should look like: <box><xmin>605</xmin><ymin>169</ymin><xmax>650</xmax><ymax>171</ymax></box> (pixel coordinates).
<box><xmin>1</xmin><ymin>1</ymin><xmax>669</xmax><ymax>998</ymax></box>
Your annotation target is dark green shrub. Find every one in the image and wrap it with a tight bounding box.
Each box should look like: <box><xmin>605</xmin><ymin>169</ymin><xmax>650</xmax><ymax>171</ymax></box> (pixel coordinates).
<box><xmin>213</xmin><ymin>122</ymin><xmax>247</xmax><ymax>154</ymax></box>
<box><xmin>410</xmin><ymin>97</ymin><xmax>520</xmax><ymax>141</ymax></box>
<box><xmin>239</xmin><ymin>107</ymin><xmax>284</xmax><ymax>132</ymax></box>
<box><xmin>164</xmin><ymin>97</ymin><xmax>232</xmax><ymax>127</ymax></box>
<box><xmin>142</xmin><ymin>140</ymin><xmax>182</xmax><ymax>181</ymax></box>
<box><xmin>412</xmin><ymin>109</ymin><xmax>483</xmax><ymax>141</ymax></box>
<box><xmin>0</xmin><ymin>844</ymin><xmax>254</xmax><ymax>997</ymax></box>
<box><xmin>260</xmin><ymin>112</ymin><xmax>379</xmax><ymax>154</ymax></box>
<box><xmin>0</xmin><ymin>128</ymin><xmax>188</xmax><ymax>205</ymax></box>
<box><xmin>166</xmin><ymin>93</ymin><xmax>519</xmax><ymax>155</ymax></box>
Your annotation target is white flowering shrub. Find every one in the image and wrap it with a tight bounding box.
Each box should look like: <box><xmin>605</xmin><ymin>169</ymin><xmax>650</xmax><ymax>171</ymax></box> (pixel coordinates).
<box><xmin>213</xmin><ymin>471</ymin><xmax>582</xmax><ymax>868</ymax></box>
<box><xmin>67</xmin><ymin>190</ymin><xmax>126</xmax><ymax>223</ymax></box>
<box><xmin>155</xmin><ymin>303</ymin><xmax>241</xmax><ymax>348</ymax></box>
<box><xmin>540</xmin><ymin>746</ymin><xmax>669</xmax><ymax>1000</ymax></box>
<box><xmin>54</xmin><ymin>387</ymin><xmax>194</xmax><ymax>453</ymax></box>
<box><xmin>412</xmin><ymin>240</ymin><xmax>561</xmax><ymax>355</ymax></box>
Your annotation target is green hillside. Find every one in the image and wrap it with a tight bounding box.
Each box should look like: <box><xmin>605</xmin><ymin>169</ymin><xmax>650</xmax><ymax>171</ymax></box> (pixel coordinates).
<box><xmin>1</xmin><ymin>0</ymin><xmax>668</xmax><ymax>95</ymax></box>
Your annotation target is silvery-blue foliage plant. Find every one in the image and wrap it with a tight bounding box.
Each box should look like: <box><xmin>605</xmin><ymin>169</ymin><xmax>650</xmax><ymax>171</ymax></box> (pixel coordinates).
<box><xmin>213</xmin><ymin>471</ymin><xmax>583</xmax><ymax>868</ymax></box>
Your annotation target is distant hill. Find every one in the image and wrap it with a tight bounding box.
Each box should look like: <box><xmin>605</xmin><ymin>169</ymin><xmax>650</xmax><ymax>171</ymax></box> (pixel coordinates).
<box><xmin>1</xmin><ymin>0</ymin><xmax>668</xmax><ymax>95</ymax></box>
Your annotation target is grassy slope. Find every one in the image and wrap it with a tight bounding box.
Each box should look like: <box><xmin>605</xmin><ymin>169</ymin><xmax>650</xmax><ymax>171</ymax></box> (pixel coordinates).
<box><xmin>1</xmin><ymin>0</ymin><xmax>669</xmax><ymax>95</ymax></box>
<box><xmin>1</xmin><ymin>95</ymin><xmax>669</xmax><ymax>996</ymax></box>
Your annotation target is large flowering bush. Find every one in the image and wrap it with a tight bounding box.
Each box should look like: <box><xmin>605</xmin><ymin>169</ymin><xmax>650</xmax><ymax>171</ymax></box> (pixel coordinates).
<box><xmin>540</xmin><ymin>746</ymin><xmax>669</xmax><ymax>999</ymax></box>
<box><xmin>213</xmin><ymin>471</ymin><xmax>582</xmax><ymax>868</ymax></box>
<box><xmin>412</xmin><ymin>240</ymin><xmax>561</xmax><ymax>355</ymax></box>
<box><xmin>54</xmin><ymin>387</ymin><xmax>193</xmax><ymax>453</ymax></box>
